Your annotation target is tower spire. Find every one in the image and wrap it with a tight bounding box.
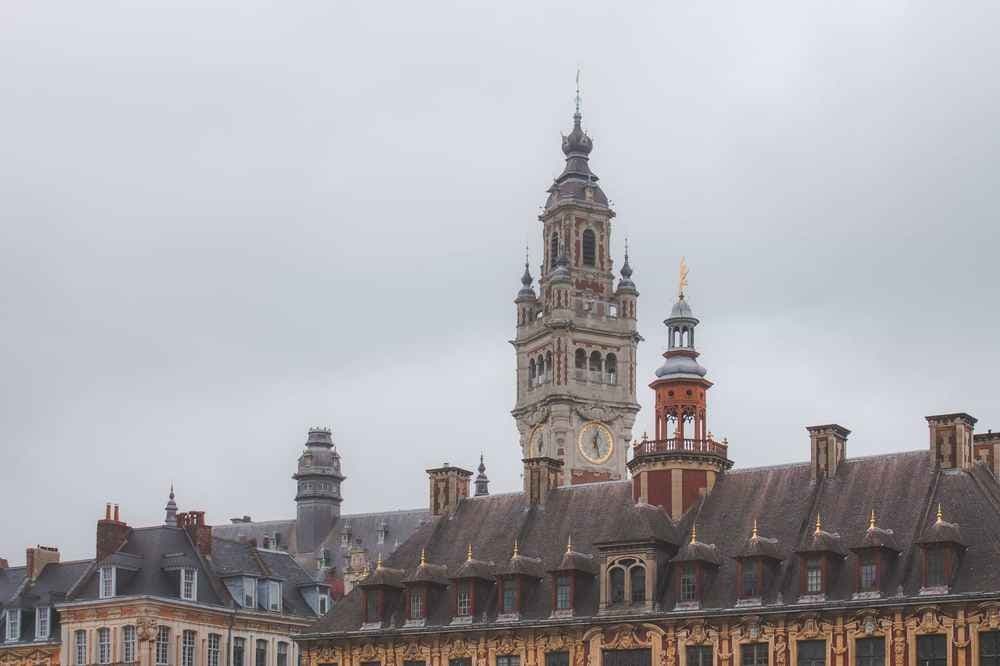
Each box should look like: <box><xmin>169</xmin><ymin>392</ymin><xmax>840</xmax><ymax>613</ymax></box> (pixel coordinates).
<box><xmin>164</xmin><ymin>484</ymin><xmax>178</xmax><ymax>526</ymax></box>
<box><xmin>474</xmin><ymin>454</ymin><xmax>490</xmax><ymax>496</ymax></box>
<box><xmin>575</xmin><ymin>67</ymin><xmax>582</xmax><ymax>121</ymax></box>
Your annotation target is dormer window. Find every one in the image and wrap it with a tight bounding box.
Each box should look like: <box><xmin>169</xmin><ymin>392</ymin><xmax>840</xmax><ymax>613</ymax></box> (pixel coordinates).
<box><xmin>607</xmin><ymin>557</ymin><xmax>646</xmax><ymax>606</ymax></box>
<box><xmin>5</xmin><ymin>609</ymin><xmax>20</xmax><ymax>642</ymax></box>
<box><xmin>679</xmin><ymin>564</ymin><xmax>697</xmax><ymax>602</ymax></box>
<box><xmin>555</xmin><ymin>575</ymin><xmax>572</xmax><ymax>610</ymax></box>
<box><xmin>35</xmin><ymin>607</ymin><xmax>50</xmax><ymax>640</ymax></box>
<box><xmin>456</xmin><ymin>582</ymin><xmax>472</xmax><ymax>616</ymax></box>
<box><xmin>501</xmin><ymin>580</ymin><xmax>517</xmax><ymax>614</ymax></box>
<box><xmin>180</xmin><ymin>568</ymin><xmax>197</xmax><ymax>601</ymax></box>
<box><xmin>859</xmin><ymin>554</ymin><xmax>878</xmax><ymax>592</ymax></box>
<box><xmin>741</xmin><ymin>565</ymin><xmax>758</xmax><ymax>597</ymax></box>
<box><xmin>364</xmin><ymin>589</ymin><xmax>381</xmax><ymax>623</ymax></box>
<box><xmin>408</xmin><ymin>587</ymin><xmax>425</xmax><ymax>619</ymax></box>
<box><xmin>926</xmin><ymin>548</ymin><xmax>947</xmax><ymax>587</ymax></box>
<box><xmin>242</xmin><ymin>577</ymin><xmax>256</xmax><ymax>608</ymax></box>
<box><xmin>806</xmin><ymin>558</ymin><xmax>823</xmax><ymax>593</ymax></box>
<box><xmin>267</xmin><ymin>580</ymin><xmax>282</xmax><ymax>612</ymax></box>
<box><xmin>318</xmin><ymin>590</ymin><xmax>330</xmax><ymax>615</ymax></box>
<box><xmin>99</xmin><ymin>565</ymin><xmax>116</xmax><ymax>599</ymax></box>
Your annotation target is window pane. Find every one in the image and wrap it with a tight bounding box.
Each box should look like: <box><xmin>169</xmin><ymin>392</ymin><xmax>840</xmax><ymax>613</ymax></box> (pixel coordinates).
<box><xmin>450</xmin><ymin>659</ymin><xmax>471</xmax><ymax>666</ymax></box>
<box><xmin>686</xmin><ymin>646</ymin><xmax>712</xmax><ymax>666</ymax></box>
<box><xmin>183</xmin><ymin>630</ymin><xmax>197</xmax><ymax>666</ymax></box>
<box><xmin>630</xmin><ymin>566</ymin><xmax>646</xmax><ymax>603</ymax></box>
<box><xmin>497</xmin><ymin>658</ymin><xmax>521</xmax><ymax>666</ymax></box>
<box><xmin>75</xmin><ymin>630</ymin><xmax>87</xmax><ymax>666</ymax></box>
<box><xmin>602</xmin><ymin>649</ymin><xmax>652</xmax><ymax>666</ymax></box>
<box><xmin>556</xmin><ymin>576</ymin><xmax>571</xmax><ymax>610</ymax></box>
<box><xmin>917</xmin><ymin>636</ymin><xmax>946</xmax><ymax>666</ymax></box>
<box><xmin>982</xmin><ymin>631</ymin><xmax>1000</xmax><ymax>666</ymax></box>
<box><xmin>856</xmin><ymin>638</ymin><xmax>884</xmax><ymax>666</ymax></box>
<box><xmin>256</xmin><ymin>639</ymin><xmax>268</xmax><ymax>666</ymax></box>
<box><xmin>610</xmin><ymin>568</ymin><xmax>626</xmax><ymax>604</ymax></box>
<box><xmin>797</xmin><ymin>641</ymin><xmax>826</xmax><ymax>666</ymax></box>
<box><xmin>742</xmin><ymin>566</ymin><xmax>758</xmax><ymax>597</ymax></box>
<box><xmin>234</xmin><ymin>639</ymin><xmax>246</xmax><ymax>666</ymax></box>
<box><xmin>741</xmin><ymin>644</ymin><xmax>768</xmax><ymax>666</ymax></box>
<box><xmin>680</xmin><ymin>565</ymin><xmax>696</xmax><ymax>602</ymax></box>
<box><xmin>806</xmin><ymin>559</ymin><xmax>823</xmax><ymax>593</ymax></box>
<box><xmin>157</xmin><ymin>627</ymin><xmax>170</xmax><ymax>666</ymax></box>
<box><xmin>502</xmin><ymin>582</ymin><xmax>517</xmax><ymax>613</ymax></box>
<box><xmin>546</xmin><ymin>653</ymin><xmax>570</xmax><ymax>666</ymax></box>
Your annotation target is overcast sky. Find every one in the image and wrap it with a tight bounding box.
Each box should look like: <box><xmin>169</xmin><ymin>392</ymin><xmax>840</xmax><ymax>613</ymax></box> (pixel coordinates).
<box><xmin>2</xmin><ymin>1</ymin><xmax>998</xmax><ymax>562</ymax></box>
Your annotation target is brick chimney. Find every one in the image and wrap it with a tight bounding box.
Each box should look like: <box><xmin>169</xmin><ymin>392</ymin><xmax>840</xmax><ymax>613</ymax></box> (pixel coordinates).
<box><xmin>97</xmin><ymin>503</ymin><xmax>130</xmax><ymax>562</ymax></box>
<box><xmin>177</xmin><ymin>511</ymin><xmax>212</xmax><ymax>556</ymax></box>
<box><xmin>26</xmin><ymin>546</ymin><xmax>60</xmax><ymax>581</ymax></box>
<box><xmin>523</xmin><ymin>456</ymin><xmax>564</xmax><ymax>505</ymax></box>
<box><xmin>927</xmin><ymin>413</ymin><xmax>977</xmax><ymax>470</ymax></box>
<box><xmin>426</xmin><ymin>463</ymin><xmax>472</xmax><ymax>516</ymax></box>
<box><xmin>974</xmin><ymin>429</ymin><xmax>1000</xmax><ymax>478</ymax></box>
<box><xmin>0</xmin><ymin>558</ymin><xmax>8</xmax><ymax>570</ymax></box>
<box><xmin>807</xmin><ymin>424</ymin><xmax>850</xmax><ymax>480</ymax></box>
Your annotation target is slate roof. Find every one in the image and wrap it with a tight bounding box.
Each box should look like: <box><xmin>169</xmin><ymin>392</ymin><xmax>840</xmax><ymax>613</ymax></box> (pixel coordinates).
<box><xmin>305</xmin><ymin>450</ymin><xmax>1000</xmax><ymax>637</ymax></box>
<box><xmin>0</xmin><ymin>560</ymin><xmax>91</xmax><ymax>644</ymax></box>
<box><xmin>213</xmin><ymin>509</ymin><xmax>430</xmax><ymax>578</ymax></box>
<box><xmin>66</xmin><ymin>526</ymin><xmax>322</xmax><ymax>620</ymax></box>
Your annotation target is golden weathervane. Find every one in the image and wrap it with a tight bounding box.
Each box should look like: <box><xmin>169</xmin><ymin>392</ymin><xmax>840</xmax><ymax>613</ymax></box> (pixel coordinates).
<box><xmin>678</xmin><ymin>257</ymin><xmax>689</xmax><ymax>299</ymax></box>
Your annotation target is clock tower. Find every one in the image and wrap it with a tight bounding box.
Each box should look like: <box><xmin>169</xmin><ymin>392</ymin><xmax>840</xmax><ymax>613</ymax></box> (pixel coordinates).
<box><xmin>511</xmin><ymin>98</ymin><xmax>641</xmax><ymax>485</ymax></box>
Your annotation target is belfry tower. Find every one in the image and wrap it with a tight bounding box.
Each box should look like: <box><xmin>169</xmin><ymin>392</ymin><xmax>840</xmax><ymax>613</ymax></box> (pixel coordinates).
<box><xmin>511</xmin><ymin>92</ymin><xmax>640</xmax><ymax>485</ymax></box>
<box><xmin>293</xmin><ymin>427</ymin><xmax>345</xmax><ymax>555</ymax></box>
<box><xmin>628</xmin><ymin>263</ymin><xmax>732</xmax><ymax>519</ymax></box>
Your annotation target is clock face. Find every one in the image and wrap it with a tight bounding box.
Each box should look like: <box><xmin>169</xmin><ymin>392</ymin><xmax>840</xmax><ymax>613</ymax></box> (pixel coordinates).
<box><xmin>578</xmin><ymin>421</ymin><xmax>614</xmax><ymax>464</ymax></box>
<box><xmin>527</xmin><ymin>424</ymin><xmax>547</xmax><ymax>458</ymax></box>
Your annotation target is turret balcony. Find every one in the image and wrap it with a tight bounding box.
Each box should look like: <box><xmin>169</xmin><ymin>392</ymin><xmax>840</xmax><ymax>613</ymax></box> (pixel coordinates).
<box><xmin>631</xmin><ymin>436</ymin><xmax>730</xmax><ymax>462</ymax></box>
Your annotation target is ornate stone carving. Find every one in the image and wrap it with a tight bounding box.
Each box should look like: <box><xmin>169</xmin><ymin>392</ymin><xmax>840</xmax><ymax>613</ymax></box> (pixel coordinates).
<box><xmin>524</xmin><ymin>407</ymin><xmax>551</xmax><ymax>427</ymax></box>
<box><xmin>574</xmin><ymin>405</ymin><xmax>619</xmax><ymax>425</ymax></box>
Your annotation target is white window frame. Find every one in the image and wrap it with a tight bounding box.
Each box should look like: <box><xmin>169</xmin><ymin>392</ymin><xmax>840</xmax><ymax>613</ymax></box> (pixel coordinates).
<box><xmin>243</xmin><ymin>576</ymin><xmax>256</xmax><ymax>608</ymax></box>
<box><xmin>99</xmin><ymin>565</ymin><xmax>116</xmax><ymax>599</ymax></box>
<box><xmin>208</xmin><ymin>634</ymin><xmax>221</xmax><ymax>666</ymax></box>
<box><xmin>182</xmin><ymin>630</ymin><xmax>196</xmax><ymax>666</ymax></box>
<box><xmin>5</xmin><ymin>609</ymin><xmax>20</xmax><ymax>642</ymax></box>
<box><xmin>75</xmin><ymin>630</ymin><xmax>87</xmax><ymax>666</ymax></box>
<box><xmin>123</xmin><ymin>625</ymin><xmax>137</xmax><ymax>664</ymax></box>
<box><xmin>317</xmin><ymin>590</ymin><xmax>329</xmax><ymax>615</ymax></box>
<box><xmin>156</xmin><ymin>626</ymin><xmax>170</xmax><ymax>666</ymax></box>
<box><xmin>35</xmin><ymin>607</ymin><xmax>50</xmax><ymax>640</ymax></box>
<box><xmin>98</xmin><ymin>627</ymin><xmax>111</xmax><ymax>665</ymax></box>
<box><xmin>181</xmin><ymin>568</ymin><xmax>198</xmax><ymax>601</ymax></box>
<box><xmin>268</xmin><ymin>580</ymin><xmax>281</xmax><ymax>612</ymax></box>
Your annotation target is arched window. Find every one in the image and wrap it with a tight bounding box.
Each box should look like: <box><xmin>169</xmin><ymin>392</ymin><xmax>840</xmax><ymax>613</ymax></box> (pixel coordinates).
<box><xmin>550</xmin><ymin>232</ymin><xmax>560</xmax><ymax>267</ymax></box>
<box><xmin>630</xmin><ymin>565</ymin><xmax>646</xmax><ymax>603</ymax></box>
<box><xmin>537</xmin><ymin>355</ymin><xmax>546</xmax><ymax>382</ymax></box>
<box><xmin>589</xmin><ymin>351</ymin><xmax>603</xmax><ymax>372</ymax></box>
<box><xmin>605</xmin><ymin>353</ymin><xmax>617</xmax><ymax>384</ymax></box>
<box><xmin>575</xmin><ymin>349</ymin><xmax>587</xmax><ymax>369</ymax></box>
<box><xmin>582</xmin><ymin>229</ymin><xmax>596</xmax><ymax>267</ymax></box>
<box><xmin>529</xmin><ymin>359</ymin><xmax>537</xmax><ymax>384</ymax></box>
<box><xmin>545</xmin><ymin>351</ymin><xmax>553</xmax><ymax>381</ymax></box>
<box><xmin>609</xmin><ymin>567</ymin><xmax>626</xmax><ymax>604</ymax></box>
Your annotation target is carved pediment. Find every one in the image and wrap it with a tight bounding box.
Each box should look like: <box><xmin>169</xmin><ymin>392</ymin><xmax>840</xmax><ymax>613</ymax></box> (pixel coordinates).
<box><xmin>604</xmin><ymin>624</ymin><xmax>649</xmax><ymax>650</ymax></box>
<box><xmin>492</xmin><ymin>634</ymin><xmax>520</xmax><ymax>656</ymax></box>
<box><xmin>448</xmin><ymin>638</ymin><xmax>472</xmax><ymax>658</ymax></box>
<box><xmin>575</xmin><ymin>405</ymin><xmax>619</xmax><ymax>424</ymax></box>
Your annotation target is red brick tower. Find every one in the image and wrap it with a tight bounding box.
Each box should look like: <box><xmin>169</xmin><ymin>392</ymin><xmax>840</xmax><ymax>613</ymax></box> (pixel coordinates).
<box><xmin>628</xmin><ymin>261</ymin><xmax>732</xmax><ymax>520</ymax></box>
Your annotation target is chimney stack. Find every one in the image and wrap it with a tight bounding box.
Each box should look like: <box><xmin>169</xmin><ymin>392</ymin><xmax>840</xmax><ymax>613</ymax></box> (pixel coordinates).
<box><xmin>974</xmin><ymin>430</ymin><xmax>1000</xmax><ymax>478</ymax></box>
<box><xmin>523</xmin><ymin>456</ymin><xmax>564</xmax><ymax>505</ymax></box>
<box><xmin>807</xmin><ymin>424</ymin><xmax>850</xmax><ymax>480</ymax></box>
<box><xmin>26</xmin><ymin>546</ymin><xmax>60</xmax><ymax>581</ymax></box>
<box><xmin>177</xmin><ymin>511</ymin><xmax>213</xmax><ymax>556</ymax></box>
<box><xmin>0</xmin><ymin>558</ymin><xmax>8</xmax><ymax>570</ymax></box>
<box><xmin>927</xmin><ymin>413</ymin><xmax>977</xmax><ymax>470</ymax></box>
<box><xmin>426</xmin><ymin>463</ymin><xmax>472</xmax><ymax>516</ymax></box>
<box><xmin>96</xmin><ymin>504</ymin><xmax>130</xmax><ymax>562</ymax></box>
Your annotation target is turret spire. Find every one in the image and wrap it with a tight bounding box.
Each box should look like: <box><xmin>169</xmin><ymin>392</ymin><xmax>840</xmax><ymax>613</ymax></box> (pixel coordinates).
<box><xmin>164</xmin><ymin>484</ymin><xmax>178</xmax><ymax>526</ymax></box>
<box><xmin>474</xmin><ymin>454</ymin><xmax>490</xmax><ymax>496</ymax></box>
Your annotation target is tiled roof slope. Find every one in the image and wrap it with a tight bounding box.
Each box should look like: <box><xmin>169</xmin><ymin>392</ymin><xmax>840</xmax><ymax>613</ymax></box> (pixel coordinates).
<box><xmin>68</xmin><ymin>526</ymin><xmax>322</xmax><ymax>620</ymax></box>
<box><xmin>213</xmin><ymin>509</ymin><xmax>430</xmax><ymax>576</ymax></box>
<box><xmin>0</xmin><ymin>560</ymin><xmax>92</xmax><ymax>644</ymax></box>
<box><xmin>308</xmin><ymin>451</ymin><xmax>1000</xmax><ymax>636</ymax></box>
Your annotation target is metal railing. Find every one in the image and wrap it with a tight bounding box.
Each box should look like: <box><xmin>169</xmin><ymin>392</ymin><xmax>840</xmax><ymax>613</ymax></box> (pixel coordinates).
<box><xmin>632</xmin><ymin>437</ymin><xmax>729</xmax><ymax>457</ymax></box>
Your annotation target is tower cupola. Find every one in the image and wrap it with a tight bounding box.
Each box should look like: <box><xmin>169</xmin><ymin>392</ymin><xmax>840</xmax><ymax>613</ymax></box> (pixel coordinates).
<box><xmin>293</xmin><ymin>427</ymin><xmax>346</xmax><ymax>555</ymax></box>
<box><xmin>628</xmin><ymin>261</ymin><xmax>731</xmax><ymax>520</ymax></box>
<box><xmin>515</xmin><ymin>255</ymin><xmax>539</xmax><ymax>328</ymax></box>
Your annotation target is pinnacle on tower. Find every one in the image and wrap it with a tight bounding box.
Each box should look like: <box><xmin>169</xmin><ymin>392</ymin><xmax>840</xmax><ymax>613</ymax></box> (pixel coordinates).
<box><xmin>474</xmin><ymin>454</ymin><xmax>490</xmax><ymax>496</ymax></box>
<box><xmin>164</xmin><ymin>484</ymin><xmax>178</xmax><ymax>526</ymax></box>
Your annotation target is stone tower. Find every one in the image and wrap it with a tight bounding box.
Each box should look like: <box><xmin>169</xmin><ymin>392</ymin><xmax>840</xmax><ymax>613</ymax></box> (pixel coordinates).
<box><xmin>628</xmin><ymin>271</ymin><xmax>732</xmax><ymax>519</ymax></box>
<box><xmin>293</xmin><ymin>427</ymin><xmax>345</xmax><ymax>554</ymax></box>
<box><xmin>511</xmin><ymin>97</ymin><xmax>640</xmax><ymax>485</ymax></box>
